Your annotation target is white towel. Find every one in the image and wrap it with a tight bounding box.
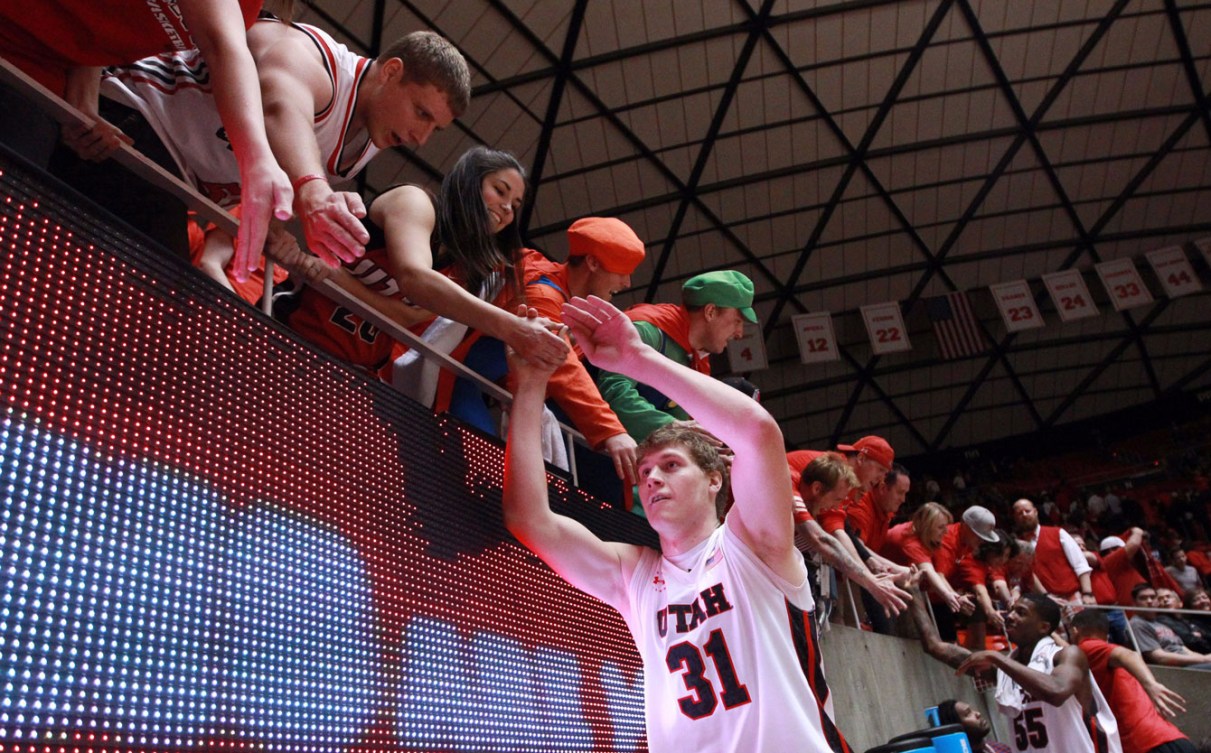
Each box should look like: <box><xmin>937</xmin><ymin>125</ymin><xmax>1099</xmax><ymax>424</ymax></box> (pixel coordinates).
<box><xmin>540</xmin><ymin>405</ymin><xmax>569</xmax><ymax>471</ymax></box>
<box><xmin>500</xmin><ymin>404</ymin><xmax>571</xmax><ymax>473</ymax></box>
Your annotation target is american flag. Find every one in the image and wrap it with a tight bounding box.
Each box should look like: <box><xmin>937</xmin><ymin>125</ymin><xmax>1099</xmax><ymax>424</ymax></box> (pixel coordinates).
<box><xmin>926</xmin><ymin>292</ymin><xmax>986</xmax><ymax>359</ymax></box>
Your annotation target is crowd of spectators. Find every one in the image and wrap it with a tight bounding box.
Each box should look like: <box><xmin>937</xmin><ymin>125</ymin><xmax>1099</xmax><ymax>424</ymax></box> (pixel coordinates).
<box><xmin>797</xmin><ymin>411</ymin><xmax>1211</xmax><ymax>751</ymax></box>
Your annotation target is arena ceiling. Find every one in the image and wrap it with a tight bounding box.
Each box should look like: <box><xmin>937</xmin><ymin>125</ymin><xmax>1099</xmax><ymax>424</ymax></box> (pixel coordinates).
<box><xmin>296</xmin><ymin>0</ymin><xmax>1211</xmax><ymax>456</ymax></box>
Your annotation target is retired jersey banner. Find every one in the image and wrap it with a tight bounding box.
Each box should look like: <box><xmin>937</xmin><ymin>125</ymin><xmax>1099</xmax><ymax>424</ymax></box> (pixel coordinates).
<box><xmin>989</xmin><ymin>280</ymin><xmax>1044</xmax><ymax>332</ymax></box>
<box><xmin>792</xmin><ymin>312</ymin><xmax>839</xmax><ymax>364</ymax></box>
<box><xmin>727</xmin><ymin>322</ymin><xmax>768</xmax><ymax>372</ymax></box>
<box><xmin>1147</xmin><ymin>246</ymin><xmax>1201</xmax><ymax>298</ymax></box>
<box><xmin>1096</xmin><ymin>258</ymin><xmax>1153</xmax><ymax>311</ymax></box>
<box><xmin>1043</xmin><ymin>269</ymin><xmax>1098</xmax><ymax>322</ymax></box>
<box><xmin>861</xmin><ymin>302</ymin><xmax>911</xmax><ymax>355</ymax></box>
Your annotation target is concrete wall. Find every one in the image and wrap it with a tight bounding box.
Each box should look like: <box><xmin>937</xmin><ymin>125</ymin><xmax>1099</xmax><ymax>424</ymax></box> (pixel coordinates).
<box><xmin>1151</xmin><ymin>665</ymin><xmax>1211</xmax><ymax>744</ymax></box>
<box><xmin>820</xmin><ymin>625</ymin><xmax>998</xmax><ymax>752</ymax></box>
<box><xmin>820</xmin><ymin>625</ymin><xmax>1211</xmax><ymax>752</ymax></box>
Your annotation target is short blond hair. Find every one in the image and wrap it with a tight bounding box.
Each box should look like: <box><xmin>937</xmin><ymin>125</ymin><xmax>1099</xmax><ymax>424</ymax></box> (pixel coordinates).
<box><xmin>638</xmin><ymin>424</ymin><xmax>730</xmax><ymax>519</ymax></box>
<box><xmin>799</xmin><ymin>452</ymin><xmax>858</xmax><ymax>496</ymax></box>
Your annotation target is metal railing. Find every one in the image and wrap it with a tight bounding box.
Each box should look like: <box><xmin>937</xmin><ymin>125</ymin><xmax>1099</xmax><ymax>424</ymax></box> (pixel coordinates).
<box><xmin>1071</xmin><ymin>601</ymin><xmax>1211</xmax><ymax>659</ymax></box>
<box><xmin>0</xmin><ymin>58</ymin><xmax>591</xmax><ymax>484</ymax></box>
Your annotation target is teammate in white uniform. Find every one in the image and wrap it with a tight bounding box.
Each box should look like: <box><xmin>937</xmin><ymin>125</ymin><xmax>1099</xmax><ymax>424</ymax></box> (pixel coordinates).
<box><xmin>912</xmin><ymin>591</ymin><xmax>1121</xmax><ymax>753</ymax></box>
<box><xmin>992</xmin><ymin>634</ymin><xmax>1118</xmax><ymax>753</ymax></box>
<box><xmin>504</xmin><ymin>295</ymin><xmax>853</xmax><ymax>753</ymax></box>
<box><xmin>102</xmin><ymin>18</ymin><xmax>471</xmax><ymax>273</ymax></box>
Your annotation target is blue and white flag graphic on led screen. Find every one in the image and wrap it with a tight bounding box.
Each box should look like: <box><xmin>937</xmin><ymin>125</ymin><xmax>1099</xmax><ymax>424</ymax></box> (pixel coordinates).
<box><xmin>0</xmin><ymin>414</ymin><xmax>224</xmax><ymax>745</ymax></box>
<box><xmin>0</xmin><ymin>414</ymin><xmax>380</xmax><ymax>751</ymax></box>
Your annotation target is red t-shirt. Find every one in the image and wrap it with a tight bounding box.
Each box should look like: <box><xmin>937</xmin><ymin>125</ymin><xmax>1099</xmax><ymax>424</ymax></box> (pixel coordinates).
<box><xmin>933</xmin><ymin>522</ymin><xmax>973</xmax><ymax>582</ymax></box>
<box><xmin>0</xmin><ymin>0</ymin><xmax>262</xmax><ymax>94</ymax></box>
<box><xmin>1096</xmin><ymin>548</ymin><xmax>1147</xmax><ymax>606</ymax></box>
<box><xmin>955</xmin><ymin>558</ymin><xmax>1007</xmax><ymax>590</ymax></box>
<box><xmin>1078</xmin><ymin>638</ymin><xmax>1185</xmax><ymax>753</ymax></box>
<box><xmin>1090</xmin><ymin>556</ymin><xmax>1118</xmax><ymax>606</ymax></box>
<box><xmin>818</xmin><ymin>490</ymin><xmax>894</xmax><ymax>553</ymax></box>
<box><xmin>881</xmin><ymin>522</ymin><xmax>932</xmax><ymax>567</ymax></box>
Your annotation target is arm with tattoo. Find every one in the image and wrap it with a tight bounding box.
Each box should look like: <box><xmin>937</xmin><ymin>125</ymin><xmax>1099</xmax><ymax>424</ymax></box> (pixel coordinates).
<box><xmin>798</xmin><ymin>519</ymin><xmax>911</xmax><ymax>615</ymax></box>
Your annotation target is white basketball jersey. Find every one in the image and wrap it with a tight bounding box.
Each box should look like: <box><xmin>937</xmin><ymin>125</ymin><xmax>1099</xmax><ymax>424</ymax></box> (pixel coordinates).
<box><xmin>617</xmin><ymin>523</ymin><xmax>850</xmax><ymax>753</ymax></box>
<box><xmin>101</xmin><ymin>20</ymin><xmax>380</xmax><ymax>207</ymax></box>
<box><xmin>995</xmin><ymin>637</ymin><xmax>1121</xmax><ymax>753</ymax></box>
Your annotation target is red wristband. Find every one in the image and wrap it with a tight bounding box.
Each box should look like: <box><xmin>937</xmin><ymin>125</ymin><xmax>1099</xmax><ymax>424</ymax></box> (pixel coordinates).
<box><xmin>291</xmin><ymin>173</ymin><xmax>327</xmax><ymax>193</ymax></box>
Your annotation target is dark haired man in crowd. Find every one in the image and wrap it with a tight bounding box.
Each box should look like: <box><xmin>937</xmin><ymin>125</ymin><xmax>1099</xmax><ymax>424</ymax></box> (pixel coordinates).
<box><xmin>1129</xmin><ymin>585</ymin><xmax>1211</xmax><ymax>669</ymax></box>
<box><xmin>1070</xmin><ymin>608</ymin><xmax>1194</xmax><ymax>753</ymax></box>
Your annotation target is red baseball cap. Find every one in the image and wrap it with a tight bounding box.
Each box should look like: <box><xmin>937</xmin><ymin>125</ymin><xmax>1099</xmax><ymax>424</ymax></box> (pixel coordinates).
<box><xmin>836</xmin><ymin>436</ymin><xmax>894</xmax><ymax>469</ymax></box>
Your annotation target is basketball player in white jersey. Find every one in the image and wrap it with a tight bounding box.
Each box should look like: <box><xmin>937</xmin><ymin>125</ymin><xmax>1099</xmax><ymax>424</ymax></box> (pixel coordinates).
<box><xmin>103</xmin><ymin>19</ymin><xmax>470</xmax><ymax>278</ymax></box>
<box><xmin>911</xmin><ymin>589</ymin><xmax>1121</xmax><ymax>753</ymax></box>
<box><xmin>504</xmin><ymin>295</ymin><xmax>854</xmax><ymax>753</ymax></box>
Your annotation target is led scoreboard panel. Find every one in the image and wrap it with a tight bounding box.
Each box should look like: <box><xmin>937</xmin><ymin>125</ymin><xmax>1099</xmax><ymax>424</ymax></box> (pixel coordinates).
<box><xmin>0</xmin><ymin>153</ymin><xmax>651</xmax><ymax>752</ymax></box>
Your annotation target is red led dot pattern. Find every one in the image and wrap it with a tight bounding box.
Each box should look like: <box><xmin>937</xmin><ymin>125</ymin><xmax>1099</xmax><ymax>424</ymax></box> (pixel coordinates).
<box><xmin>0</xmin><ymin>156</ymin><xmax>651</xmax><ymax>750</ymax></box>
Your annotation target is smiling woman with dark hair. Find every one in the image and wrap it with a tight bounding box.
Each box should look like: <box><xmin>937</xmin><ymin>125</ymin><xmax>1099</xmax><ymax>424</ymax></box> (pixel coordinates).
<box><xmin>283</xmin><ymin>146</ymin><xmax>568</xmax><ymax>389</ymax></box>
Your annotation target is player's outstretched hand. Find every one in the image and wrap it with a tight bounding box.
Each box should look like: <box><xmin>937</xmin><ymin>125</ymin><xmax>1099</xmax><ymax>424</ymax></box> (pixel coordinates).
<box><xmin>867</xmin><ymin>572</ymin><xmax>912</xmax><ymax>617</ymax></box>
<box><xmin>233</xmin><ymin>158</ymin><xmax>293</xmax><ymax>282</ymax></box>
<box><xmin>503</xmin><ymin>311</ymin><xmax>569</xmax><ymax>371</ymax></box>
<box><xmin>296</xmin><ymin>181</ymin><xmax>370</xmax><ymax>268</ymax></box>
<box><xmin>506</xmin><ymin>306</ymin><xmax>565</xmax><ymax>383</ymax></box>
<box><xmin>956</xmin><ymin>650</ymin><xmax>1000</xmax><ymax>677</ymax></box>
<box><xmin>1143</xmin><ymin>679</ymin><xmax>1186</xmax><ymax>718</ymax></box>
<box><xmin>561</xmin><ymin>295</ymin><xmax>643</xmax><ymax>372</ymax></box>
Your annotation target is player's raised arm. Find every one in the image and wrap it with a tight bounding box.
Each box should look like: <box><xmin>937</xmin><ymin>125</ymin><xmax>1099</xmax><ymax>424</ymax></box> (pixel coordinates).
<box><xmin>502</xmin><ymin>318</ymin><xmax>641</xmax><ymax>607</ymax></box>
<box><xmin>563</xmin><ymin>295</ymin><xmax>797</xmax><ymax>578</ymax></box>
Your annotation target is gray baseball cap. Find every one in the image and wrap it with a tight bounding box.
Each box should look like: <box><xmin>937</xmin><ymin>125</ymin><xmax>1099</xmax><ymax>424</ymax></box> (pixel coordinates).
<box><xmin>961</xmin><ymin>506</ymin><xmax>998</xmax><ymax>543</ymax></box>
